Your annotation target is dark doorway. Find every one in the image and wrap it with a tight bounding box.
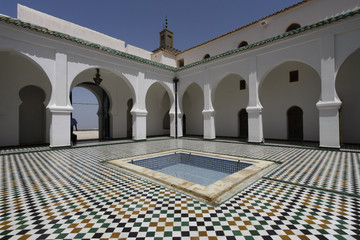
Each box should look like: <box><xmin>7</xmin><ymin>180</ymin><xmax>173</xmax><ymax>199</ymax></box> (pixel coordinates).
<box><xmin>183</xmin><ymin>114</ymin><xmax>187</xmax><ymax>135</ymax></box>
<box><xmin>101</xmin><ymin>89</ymin><xmax>111</xmax><ymax>140</ymax></box>
<box><xmin>238</xmin><ymin>109</ymin><xmax>248</xmax><ymax>139</ymax></box>
<box><xmin>19</xmin><ymin>85</ymin><xmax>46</xmax><ymax>145</ymax></box>
<box><xmin>127</xmin><ymin>99</ymin><xmax>133</xmax><ymax>138</ymax></box>
<box><xmin>287</xmin><ymin>106</ymin><xmax>303</xmax><ymax>140</ymax></box>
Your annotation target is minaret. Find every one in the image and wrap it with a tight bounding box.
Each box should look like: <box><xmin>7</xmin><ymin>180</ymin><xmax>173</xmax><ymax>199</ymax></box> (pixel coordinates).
<box><xmin>159</xmin><ymin>17</ymin><xmax>173</xmax><ymax>49</ymax></box>
<box><xmin>154</xmin><ymin>17</ymin><xmax>179</xmax><ymax>54</ymax></box>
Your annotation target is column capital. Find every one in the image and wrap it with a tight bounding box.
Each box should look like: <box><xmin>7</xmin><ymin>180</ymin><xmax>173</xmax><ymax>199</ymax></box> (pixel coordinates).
<box><xmin>202</xmin><ymin>109</ymin><xmax>215</xmax><ymax>116</ymax></box>
<box><xmin>316</xmin><ymin>100</ymin><xmax>341</xmax><ymax>110</ymax></box>
<box><xmin>246</xmin><ymin>105</ymin><xmax>262</xmax><ymax>114</ymax></box>
<box><xmin>130</xmin><ymin>109</ymin><xmax>148</xmax><ymax>116</ymax></box>
<box><xmin>169</xmin><ymin>111</ymin><xmax>183</xmax><ymax>117</ymax></box>
<box><xmin>47</xmin><ymin>105</ymin><xmax>73</xmax><ymax>114</ymax></box>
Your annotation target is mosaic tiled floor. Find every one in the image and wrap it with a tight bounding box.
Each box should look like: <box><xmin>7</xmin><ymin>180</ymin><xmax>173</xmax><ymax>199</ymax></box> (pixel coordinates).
<box><xmin>1</xmin><ymin>139</ymin><xmax>359</xmax><ymax>239</ymax></box>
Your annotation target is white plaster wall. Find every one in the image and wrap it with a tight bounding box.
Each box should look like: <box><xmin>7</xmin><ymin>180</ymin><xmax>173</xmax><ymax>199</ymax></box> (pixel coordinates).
<box><xmin>214</xmin><ymin>74</ymin><xmax>248</xmax><ymax>137</ymax></box>
<box><xmin>151</xmin><ymin>51</ymin><xmax>177</xmax><ymax>67</ymax></box>
<box><xmin>336</xmin><ymin>49</ymin><xmax>360</xmax><ymax>144</ymax></box>
<box><xmin>0</xmin><ymin>51</ymin><xmax>51</xmax><ymax>146</ymax></box>
<box><xmin>182</xmin><ymin>83</ymin><xmax>203</xmax><ymax>135</ymax></box>
<box><xmin>17</xmin><ymin>4</ymin><xmax>152</xmax><ymax>60</ymax></box>
<box><xmin>125</xmin><ymin>44</ymin><xmax>152</xmax><ymax>60</ymax></box>
<box><xmin>176</xmin><ymin>0</ymin><xmax>360</xmax><ymax>65</ymax></box>
<box><xmin>260</xmin><ymin>61</ymin><xmax>320</xmax><ymax>141</ymax></box>
<box><xmin>146</xmin><ymin>83</ymin><xmax>170</xmax><ymax>136</ymax></box>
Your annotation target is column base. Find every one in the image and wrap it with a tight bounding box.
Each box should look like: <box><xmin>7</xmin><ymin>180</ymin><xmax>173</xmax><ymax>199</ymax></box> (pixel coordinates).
<box><xmin>202</xmin><ymin>109</ymin><xmax>216</xmax><ymax>139</ymax></box>
<box><xmin>131</xmin><ymin>109</ymin><xmax>147</xmax><ymax>141</ymax></box>
<box><xmin>48</xmin><ymin>105</ymin><xmax>73</xmax><ymax>148</ymax></box>
<box><xmin>246</xmin><ymin>106</ymin><xmax>264</xmax><ymax>143</ymax></box>
<box><xmin>316</xmin><ymin>100</ymin><xmax>341</xmax><ymax>148</ymax></box>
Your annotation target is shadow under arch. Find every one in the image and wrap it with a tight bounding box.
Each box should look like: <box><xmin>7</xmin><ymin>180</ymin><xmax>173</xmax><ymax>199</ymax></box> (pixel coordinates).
<box><xmin>335</xmin><ymin>47</ymin><xmax>360</xmax><ymax>145</ymax></box>
<box><xmin>213</xmin><ymin>73</ymin><xmax>249</xmax><ymax>138</ymax></box>
<box><xmin>0</xmin><ymin>49</ymin><xmax>52</xmax><ymax>147</ymax></box>
<box><xmin>19</xmin><ymin>85</ymin><xmax>46</xmax><ymax>145</ymax></box>
<box><xmin>259</xmin><ymin>60</ymin><xmax>320</xmax><ymax>142</ymax></box>
<box><xmin>145</xmin><ymin>82</ymin><xmax>173</xmax><ymax>137</ymax></box>
<box><xmin>181</xmin><ymin>82</ymin><xmax>204</xmax><ymax>136</ymax></box>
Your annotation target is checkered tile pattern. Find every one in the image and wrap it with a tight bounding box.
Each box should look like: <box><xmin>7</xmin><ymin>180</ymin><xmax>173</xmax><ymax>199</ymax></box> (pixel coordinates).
<box><xmin>266</xmin><ymin>150</ymin><xmax>360</xmax><ymax>196</ymax></box>
<box><xmin>1</xmin><ymin>140</ymin><xmax>359</xmax><ymax>239</ymax></box>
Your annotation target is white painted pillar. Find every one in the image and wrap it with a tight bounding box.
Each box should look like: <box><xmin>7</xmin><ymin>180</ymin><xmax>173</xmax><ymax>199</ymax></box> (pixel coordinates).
<box><xmin>169</xmin><ymin>112</ymin><xmax>183</xmax><ymax>138</ymax></box>
<box><xmin>247</xmin><ymin>57</ymin><xmax>263</xmax><ymax>143</ymax></box>
<box><xmin>169</xmin><ymin>77</ymin><xmax>183</xmax><ymax>138</ymax></box>
<box><xmin>202</xmin><ymin>71</ymin><xmax>216</xmax><ymax>139</ymax></box>
<box><xmin>48</xmin><ymin>50</ymin><xmax>72</xmax><ymax>147</ymax></box>
<box><xmin>48</xmin><ymin>106</ymin><xmax>72</xmax><ymax>147</ymax></box>
<box><xmin>202</xmin><ymin>110</ymin><xmax>216</xmax><ymax>139</ymax></box>
<box><xmin>131</xmin><ymin>72</ymin><xmax>147</xmax><ymax>141</ymax></box>
<box><xmin>316</xmin><ymin>34</ymin><xmax>341</xmax><ymax>148</ymax></box>
<box><xmin>131</xmin><ymin>109</ymin><xmax>147</xmax><ymax>140</ymax></box>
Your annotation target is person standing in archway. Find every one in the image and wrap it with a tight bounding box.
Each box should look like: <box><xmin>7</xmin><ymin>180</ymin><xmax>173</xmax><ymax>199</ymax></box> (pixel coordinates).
<box><xmin>71</xmin><ymin>117</ymin><xmax>78</xmax><ymax>145</ymax></box>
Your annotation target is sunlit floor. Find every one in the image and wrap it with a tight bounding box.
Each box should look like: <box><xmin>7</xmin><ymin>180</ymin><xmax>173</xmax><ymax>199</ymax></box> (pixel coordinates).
<box><xmin>73</xmin><ymin>130</ymin><xmax>99</xmax><ymax>141</ymax></box>
<box><xmin>1</xmin><ymin>139</ymin><xmax>359</xmax><ymax>239</ymax></box>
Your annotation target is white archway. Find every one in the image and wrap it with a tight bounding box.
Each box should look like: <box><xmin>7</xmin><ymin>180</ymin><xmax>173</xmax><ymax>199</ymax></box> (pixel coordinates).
<box><xmin>181</xmin><ymin>82</ymin><xmax>204</xmax><ymax>136</ymax></box>
<box><xmin>0</xmin><ymin>50</ymin><xmax>52</xmax><ymax>147</ymax></box>
<box><xmin>260</xmin><ymin>61</ymin><xmax>320</xmax><ymax>142</ymax></box>
<box><xmin>336</xmin><ymin>47</ymin><xmax>360</xmax><ymax>144</ymax></box>
<box><xmin>70</xmin><ymin>67</ymin><xmax>134</xmax><ymax>140</ymax></box>
<box><xmin>214</xmin><ymin>74</ymin><xmax>248</xmax><ymax>138</ymax></box>
<box><xmin>145</xmin><ymin>82</ymin><xmax>171</xmax><ymax>137</ymax></box>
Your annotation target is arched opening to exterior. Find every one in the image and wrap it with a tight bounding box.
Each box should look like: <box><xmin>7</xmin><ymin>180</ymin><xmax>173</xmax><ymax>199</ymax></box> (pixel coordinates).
<box><xmin>336</xmin><ymin>47</ymin><xmax>360</xmax><ymax>144</ymax></box>
<box><xmin>0</xmin><ymin>50</ymin><xmax>51</xmax><ymax>147</ymax></box>
<box><xmin>19</xmin><ymin>86</ymin><xmax>46</xmax><ymax>145</ymax></box>
<box><xmin>145</xmin><ymin>82</ymin><xmax>171</xmax><ymax>137</ymax></box>
<box><xmin>260</xmin><ymin>61</ymin><xmax>320</xmax><ymax>142</ymax></box>
<box><xmin>71</xmin><ymin>84</ymin><xmax>109</xmax><ymax>141</ymax></box>
<box><xmin>181</xmin><ymin>83</ymin><xmax>204</xmax><ymax>136</ymax></box>
<box><xmin>71</xmin><ymin>68</ymin><xmax>133</xmax><ymax>141</ymax></box>
<box><xmin>286</xmin><ymin>23</ymin><xmax>301</xmax><ymax>32</ymax></box>
<box><xmin>287</xmin><ymin>106</ymin><xmax>303</xmax><ymax>141</ymax></box>
<box><xmin>238</xmin><ymin>109</ymin><xmax>248</xmax><ymax>139</ymax></box>
<box><xmin>214</xmin><ymin>74</ymin><xmax>248</xmax><ymax>138</ymax></box>
<box><xmin>238</xmin><ymin>41</ymin><xmax>248</xmax><ymax>48</ymax></box>
<box><xmin>203</xmin><ymin>54</ymin><xmax>210</xmax><ymax>59</ymax></box>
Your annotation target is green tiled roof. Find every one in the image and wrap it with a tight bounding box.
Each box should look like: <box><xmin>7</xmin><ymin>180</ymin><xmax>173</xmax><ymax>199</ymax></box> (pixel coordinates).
<box><xmin>0</xmin><ymin>7</ymin><xmax>359</xmax><ymax>72</ymax></box>
<box><xmin>176</xmin><ymin>7</ymin><xmax>360</xmax><ymax>71</ymax></box>
<box><xmin>0</xmin><ymin>15</ymin><xmax>176</xmax><ymax>72</ymax></box>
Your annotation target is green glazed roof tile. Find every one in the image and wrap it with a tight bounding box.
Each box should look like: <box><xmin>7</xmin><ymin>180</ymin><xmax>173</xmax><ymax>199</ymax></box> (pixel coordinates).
<box><xmin>0</xmin><ymin>7</ymin><xmax>359</xmax><ymax>72</ymax></box>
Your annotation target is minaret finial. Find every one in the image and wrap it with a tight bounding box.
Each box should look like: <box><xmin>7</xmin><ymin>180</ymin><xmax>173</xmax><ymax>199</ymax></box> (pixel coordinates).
<box><xmin>165</xmin><ymin>16</ymin><xmax>168</xmax><ymax>29</ymax></box>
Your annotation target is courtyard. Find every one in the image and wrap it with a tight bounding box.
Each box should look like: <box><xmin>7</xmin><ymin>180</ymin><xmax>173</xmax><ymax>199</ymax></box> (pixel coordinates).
<box><xmin>0</xmin><ymin>138</ymin><xmax>359</xmax><ymax>239</ymax></box>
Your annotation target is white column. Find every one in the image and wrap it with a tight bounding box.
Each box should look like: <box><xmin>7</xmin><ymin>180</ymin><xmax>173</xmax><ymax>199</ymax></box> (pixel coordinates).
<box><xmin>202</xmin><ymin>71</ymin><xmax>216</xmax><ymax>139</ymax></box>
<box><xmin>247</xmin><ymin>57</ymin><xmax>263</xmax><ymax>143</ymax></box>
<box><xmin>48</xmin><ymin>50</ymin><xmax>73</xmax><ymax>147</ymax></box>
<box><xmin>169</xmin><ymin>111</ymin><xmax>183</xmax><ymax>138</ymax></box>
<box><xmin>317</xmin><ymin>34</ymin><xmax>341</xmax><ymax>148</ymax></box>
<box><xmin>202</xmin><ymin>110</ymin><xmax>216</xmax><ymax>139</ymax></box>
<box><xmin>131</xmin><ymin>109</ymin><xmax>147</xmax><ymax>140</ymax></box>
<box><xmin>316</xmin><ymin>101</ymin><xmax>341</xmax><ymax>148</ymax></box>
<box><xmin>48</xmin><ymin>106</ymin><xmax>72</xmax><ymax>147</ymax></box>
<box><xmin>247</xmin><ymin>106</ymin><xmax>263</xmax><ymax>143</ymax></box>
<box><xmin>129</xmin><ymin>72</ymin><xmax>148</xmax><ymax>141</ymax></box>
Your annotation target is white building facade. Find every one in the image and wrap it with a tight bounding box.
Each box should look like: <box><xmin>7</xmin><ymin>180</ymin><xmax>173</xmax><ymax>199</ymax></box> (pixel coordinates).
<box><xmin>1</xmin><ymin>0</ymin><xmax>360</xmax><ymax>148</ymax></box>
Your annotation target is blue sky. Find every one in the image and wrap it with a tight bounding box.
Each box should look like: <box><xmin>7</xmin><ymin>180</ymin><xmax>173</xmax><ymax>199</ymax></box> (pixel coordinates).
<box><xmin>0</xmin><ymin>0</ymin><xmax>301</xmax><ymax>51</ymax></box>
<box><xmin>0</xmin><ymin>0</ymin><xmax>302</xmax><ymax>130</ymax></box>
